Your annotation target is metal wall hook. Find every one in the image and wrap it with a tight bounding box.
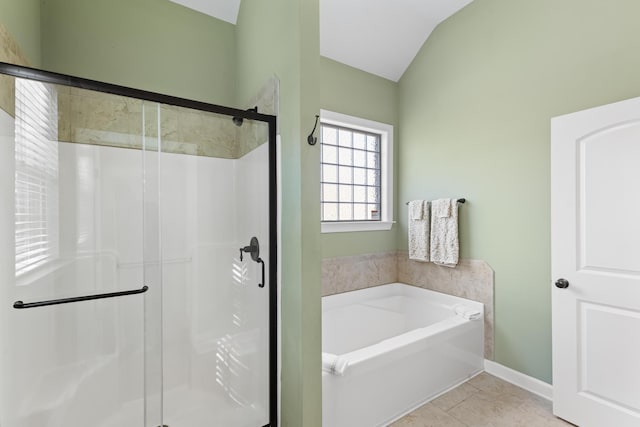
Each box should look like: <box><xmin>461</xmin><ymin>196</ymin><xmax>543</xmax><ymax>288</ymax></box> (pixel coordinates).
<box><xmin>307</xmin><ymin>114</ymin><xmax>320</xmax><ymax>145</ymax></box>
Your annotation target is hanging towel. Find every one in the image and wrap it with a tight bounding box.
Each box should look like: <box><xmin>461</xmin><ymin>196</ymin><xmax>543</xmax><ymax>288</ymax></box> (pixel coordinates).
<box><xmin>408</xmin><ymin>200</ymin><xmax>430</xmax><ymax>262</ymax></box>
<box><xmin>410</xmin><ymin>199</ymin><xmax>424</xmax><ymax>220</ymax></box>
<box><xmin>430</xmin><ymin>198</ymin><xmax>459</xmax><ymax>267</ymax></box>
<box><xmin>432</xmin><ymin>198</ymin><xmax>452</xmax><ymax>218</ymax></box>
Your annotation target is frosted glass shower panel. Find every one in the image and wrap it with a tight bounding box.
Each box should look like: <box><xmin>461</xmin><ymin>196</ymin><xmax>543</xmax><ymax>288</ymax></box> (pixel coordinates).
<box><xmin>0</xmin><ymin>65</ymin><xmax>275</xmax><ymax>427</ymax></box>
<box><xmin>158</xmin><ymin>106</ymin><xmax>271</xmax><ymax>427</ymax></box>
<box><xmin>0</xmin><ymin>77</ymin><xmax>149</xmax><ymax>427</ymax></box>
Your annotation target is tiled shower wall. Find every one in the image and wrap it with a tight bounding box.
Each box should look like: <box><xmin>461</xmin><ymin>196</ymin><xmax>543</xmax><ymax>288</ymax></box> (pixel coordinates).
<box><xmin>0</xmin><ymin>26</ymin><xmax>279</xmax><ymax>160</ymax></box>
<box><xmin>56</xmin><ymin>84</ymin><xmax>274</xmax><ymax>159</ymax></box>
<box><xmin>322</xmin><ymin>251</ymin><xmax>494</xmax><ymax>360</ymax></box>
<box><xmin>56</xmin><ymin>76</ymin><xmax>280</xmax><ymax>159</ymax></box>
<box><xmin>0</xmin><ymin>24</ymin><xmax>32</xmax><ymax>116</ymax></box>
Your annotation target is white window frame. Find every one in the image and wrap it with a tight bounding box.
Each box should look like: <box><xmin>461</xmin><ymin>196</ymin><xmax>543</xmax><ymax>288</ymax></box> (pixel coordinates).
<box><xmin>320</xmin><ymin>109</ymin><xmax>393</xmax><ymax>233</ymax></box>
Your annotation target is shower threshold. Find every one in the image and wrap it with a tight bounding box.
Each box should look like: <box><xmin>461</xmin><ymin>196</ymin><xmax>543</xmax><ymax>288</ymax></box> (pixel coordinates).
<box><xmin>96</xmin><ymin>386</ymin><xmax>264</xmax><ymax>427</ymax></box>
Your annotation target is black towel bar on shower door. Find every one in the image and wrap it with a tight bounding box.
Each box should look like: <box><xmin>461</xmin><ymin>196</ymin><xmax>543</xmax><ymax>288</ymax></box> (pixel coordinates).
<box><xmin>13</xmin><ymin>285</ymin><xmax>149</xmax><ymax>309</ymax></box>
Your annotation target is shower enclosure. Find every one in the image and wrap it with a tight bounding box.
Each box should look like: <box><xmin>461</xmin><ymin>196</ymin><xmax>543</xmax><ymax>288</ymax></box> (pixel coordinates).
<box><xmin>0</xmin><ymin>63</ymin><xmax>277</xmax><ymax>427</ymax></box>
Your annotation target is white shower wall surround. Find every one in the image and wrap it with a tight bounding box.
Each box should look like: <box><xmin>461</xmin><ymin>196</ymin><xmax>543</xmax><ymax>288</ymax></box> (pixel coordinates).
<box><xmin>0</xmin><ymin>108</ymin><xmax>270</xmax><ymax>427</ymax></box>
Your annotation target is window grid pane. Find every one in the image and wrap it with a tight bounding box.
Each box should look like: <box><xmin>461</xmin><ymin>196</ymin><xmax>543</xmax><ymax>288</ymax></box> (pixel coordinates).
<box><xmin>320</xmin><ymin>123</ymin><xmax>381</xmax><ymax>222</ymax></box>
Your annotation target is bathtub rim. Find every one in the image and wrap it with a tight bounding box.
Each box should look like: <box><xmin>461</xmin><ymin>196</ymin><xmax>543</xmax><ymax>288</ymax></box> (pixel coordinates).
<box><xmin>322</xmin><ymin>283</ymin><xmax>484</xmax><ymax>373</ymax></box>
<box><xmin>322</xmin><ymin>282</ymin><xmax>484</xmax><ymax>312</ymax></box>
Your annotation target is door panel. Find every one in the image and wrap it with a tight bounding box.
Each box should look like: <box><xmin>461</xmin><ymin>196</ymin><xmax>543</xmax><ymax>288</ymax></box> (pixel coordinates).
<box><xmin>578</xmin><ymin>122</ymin><xmax>640</xmax><ymax>273</ymax></box>
<box><xmin>579</xmin><ymin>302</ymin><xmax>640</xmax><ymax>411</ymax></box>
<box><xmin>551</xmin><ymin>97</ymin><xmax>640</xmax><ymax>427</ymax></box>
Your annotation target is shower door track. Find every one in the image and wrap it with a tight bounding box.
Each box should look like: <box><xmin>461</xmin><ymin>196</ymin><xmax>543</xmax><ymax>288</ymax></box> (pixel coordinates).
<box><xmin>0</xmin><ymin>61</ymin><xmax>279</xmax><ymax>427</ymax></box>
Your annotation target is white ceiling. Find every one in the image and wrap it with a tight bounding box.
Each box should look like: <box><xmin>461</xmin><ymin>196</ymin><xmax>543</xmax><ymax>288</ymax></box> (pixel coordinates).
<box><xmin>320</xmin><ymin>0</ymin><xmax>473</xmax><ymax>81</ymax></box>
<box><xmin>171</xmin><ymin>0</ymin><xmax>473</xmax><ymax>82</ymax></box>
<box><xmin>169</xmin><ymin>0</ymin><xmax>241</xmax><ymax>25</ymax></box>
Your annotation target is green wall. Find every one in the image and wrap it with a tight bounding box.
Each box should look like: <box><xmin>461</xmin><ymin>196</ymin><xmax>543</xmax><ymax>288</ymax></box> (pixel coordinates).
<box><xmin>398</xmin><ymin>0</ymin><xmax>640</xmax><ymax>383</ymax></box>
<box><xmin>0</xmin><ymin>0</ymin><xmax>41</xmax><ymax>66</ymax></box>
<box><xmin>319</xmin><ymin>57</ymin><xmax>399</xmax><ymax>258</ymax></box>
<box><xmin>236</xmin><ymin>1</ymin><xmax>321</xmax><ymax>426</ymax></box>
<box><xmin>40</xmin><ymin>0</ymin><xmax>237</xmax><ymax>106</ymax></box>
<box><xmin>10</xmin><ymin>0</ymin><xmax>635</xmax><ymax>416</ymax></box>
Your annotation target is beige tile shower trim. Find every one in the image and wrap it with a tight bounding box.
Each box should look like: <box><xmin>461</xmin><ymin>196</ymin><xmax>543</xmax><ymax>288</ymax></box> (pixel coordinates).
<box><xmin>58</xmin><ymin>88</ymin><xmax>238</xmax><ymax>158</ymax></box>
<box><xmin>0</xmin><ymin>26</ymin><xmax>276</xmax><ymax>159</ymax></box>
<box><xmin>0</xmin><ymin>24</ymin><xmax>32</xmax><ymax>117</ymax></box>
<box><xmin>237</xmin><ymin>76</ymin><xmax>279</xmax><ymax>158</ymax></box>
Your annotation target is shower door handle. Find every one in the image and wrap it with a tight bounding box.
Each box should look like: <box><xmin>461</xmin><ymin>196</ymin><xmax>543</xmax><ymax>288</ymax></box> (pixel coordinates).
<box><xmin>13</xmin><ymin>285</ymin><xmax>149</xmax><ymax>309</ymax></box>
<box><xmin>240</xmin><ymin>236</ymin><xmax>265</xmax><ymax>288</ymax></box>
<box><xmin>257</xmin><ymin>257</ymin><xmax>265</xmax><ymax>288</ymax></box>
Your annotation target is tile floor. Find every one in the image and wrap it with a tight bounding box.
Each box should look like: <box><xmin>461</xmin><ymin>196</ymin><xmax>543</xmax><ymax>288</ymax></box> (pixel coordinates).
<box><xmin>390</xmin><ymin>373</ymin><xmax>576</xmax><ymax>427</ymax></box>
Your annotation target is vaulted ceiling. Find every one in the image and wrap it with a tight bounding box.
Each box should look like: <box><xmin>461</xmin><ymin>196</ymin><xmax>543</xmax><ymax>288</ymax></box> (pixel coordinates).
<box><xmin>170</xmin><ymin>0</ymin><xmax>473</xmax><ymax>82</ymax></box>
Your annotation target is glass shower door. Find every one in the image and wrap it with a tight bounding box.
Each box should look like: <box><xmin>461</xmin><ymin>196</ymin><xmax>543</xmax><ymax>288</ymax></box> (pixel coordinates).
<box><xmin>0</xmin><ymin>77</ymin><xmax>157</xmax><ymax>427</ymax></box>
<box><xmin>155</xmin><ymin>105</ymin><xmax>272</xmax><ymax>427</ymax></box>
<box><xmin>0</xmin><ymin>64</ymin><xmax>276</xmax><ymax>427</ymax></box>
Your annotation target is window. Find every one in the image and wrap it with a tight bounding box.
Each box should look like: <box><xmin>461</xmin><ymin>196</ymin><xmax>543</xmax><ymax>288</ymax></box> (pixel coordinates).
<box><xmin>14</xmin><ymin>79</ymin><xmax>59</xmax><ymax>276</ymax></box>
<box><xmin>320</xmin><ymin>110</ymin><xmax>393</xmax><ymax>233</ymax></box>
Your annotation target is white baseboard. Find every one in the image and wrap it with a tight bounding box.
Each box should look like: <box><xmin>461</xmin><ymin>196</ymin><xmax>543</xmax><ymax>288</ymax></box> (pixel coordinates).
<box><xmin>484</xmin><ymin>360</ymin><xmax>553</xmax><ymax>401</ymax></box>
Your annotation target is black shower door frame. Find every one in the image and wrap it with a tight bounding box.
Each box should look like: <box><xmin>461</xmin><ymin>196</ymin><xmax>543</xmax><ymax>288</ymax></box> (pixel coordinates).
<box><xmin>0</xmin><ymin>61</ymin><xmax>279</xmax><ymax>427</ymax></box>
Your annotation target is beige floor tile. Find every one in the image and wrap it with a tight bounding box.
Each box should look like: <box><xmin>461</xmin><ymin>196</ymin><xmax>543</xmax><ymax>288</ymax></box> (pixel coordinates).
<box><xmin>446</xmin><ymin>390</ymin><xmax>573</xmax><ymax>427</ymax></box>
<box><xmin>432</xmin><ymin>382</ymin><xmax>480</xmax><ymax>412</ymax></box>
<box><xmin>398</xmin><ymin>374</ymin><xmax>573</xmax><ymax>427</ymax></box>
<box><xmin>390</xmin><ymin>403</ymin><xmax>468</xmax><ymax>427</ymax></box>
<box><xmin>446</xmin><ymin>391</ymin><xmax>539</xmax><ymax>427</ymax></box>
<box><xmin>466</xmin><ymin>373</ymin><xmax>532</xmax><ymax>399</ymax></box>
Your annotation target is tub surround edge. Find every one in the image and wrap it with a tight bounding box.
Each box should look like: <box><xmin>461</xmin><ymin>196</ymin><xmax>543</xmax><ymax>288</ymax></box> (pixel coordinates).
<box><xmin>321</xmin><ymin>250</ymin><xmax>494</xmax><ymax>360</ymax></box>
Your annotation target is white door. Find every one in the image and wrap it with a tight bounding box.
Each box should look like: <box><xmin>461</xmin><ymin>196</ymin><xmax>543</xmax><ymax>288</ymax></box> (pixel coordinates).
<box><xmin>551</xmin><ymin>97</ymin><xmax>640</xmax><ymax>427</ymax></box>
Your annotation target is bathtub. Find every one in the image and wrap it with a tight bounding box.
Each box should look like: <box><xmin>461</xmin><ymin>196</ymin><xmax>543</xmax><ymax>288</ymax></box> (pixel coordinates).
<box><xmin>322</xmin><ymin>283</ymin><xmax>484</xmax><ymax>427</ymax></box>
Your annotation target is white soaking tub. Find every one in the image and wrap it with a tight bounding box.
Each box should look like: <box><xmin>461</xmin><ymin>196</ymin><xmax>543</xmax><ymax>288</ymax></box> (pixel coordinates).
<box><xmin>321</xmin><ymin>283</ymin><xmax>484</xmax><ymax>427</ymax></box>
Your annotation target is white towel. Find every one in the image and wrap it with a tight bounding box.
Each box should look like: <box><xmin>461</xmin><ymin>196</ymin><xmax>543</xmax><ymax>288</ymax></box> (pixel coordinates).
<box><xmin>430</xmin><ymin>198</ymin><xmax>459</xmax><ymax>267</ymax></box>
<box><xmin>432</xmin><ymin>198</ymin><xmax>451</xmax><ymax>218</ymax></box>
<box><xmin>410</xmin><ymin>199</ymin><xmax>424</xmax><ymax>220</ymax></box>
<box><xmin>453</xmin><ymin>304</ymin><xmax>482</xmax><ymax>321</ymax></box>
<box><xmin>322</xmin><ymin>352</ymin><xmax>349</xmax><ymax>376</ymax></box>
<box><xmin>408</xmin><ymin>200</ymin><xmax>430</xmax><ymax>262</ymax></box>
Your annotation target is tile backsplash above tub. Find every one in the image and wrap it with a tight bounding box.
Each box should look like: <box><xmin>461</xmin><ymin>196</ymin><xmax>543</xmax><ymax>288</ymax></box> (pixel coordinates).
<box><xmin>397</xmin><ymin>252</ymin><xmax>494</xmax><ymax>360</ymax></box>
<box><xmin>321</xmin><ymin>251</ymin><xmax>397</xmax><ymax>296</ymax></box>
<box><xmin>321</xmin><ymin>250</ymin><xmax>495</xmax><ymax>360</ymax></box>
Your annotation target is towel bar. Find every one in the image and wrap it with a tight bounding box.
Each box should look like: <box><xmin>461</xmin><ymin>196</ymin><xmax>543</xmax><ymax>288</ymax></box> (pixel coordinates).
<box><xmin>13</xmin><ymin>285</ymin><xmax>148</xmax><ymax>309</ymax></box>
<box><xmin>405</xmin><ymin>198</ymin><xmax>465</xmax><ymax>205</ymax></box>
